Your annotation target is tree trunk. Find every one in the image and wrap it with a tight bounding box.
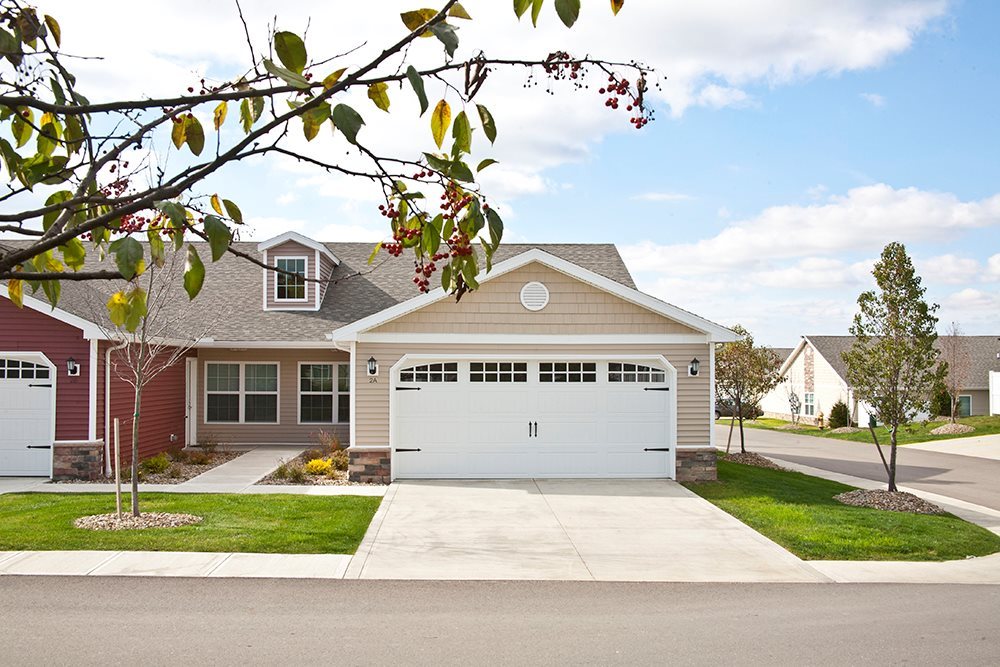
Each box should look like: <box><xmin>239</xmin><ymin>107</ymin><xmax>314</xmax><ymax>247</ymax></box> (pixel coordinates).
<box><xmin>130</xmin><ymin>383</ymin><xmax>143</xmax><ymax>516</ymax></box>
<box><xmin>887</xmin><ymin>426</ymin><xmax>898</xmax><ymax>492</ymax></box>
<box><xmin>950</xmin><ymin>396</ymin><xmax>957</xmax><ymax>424</ymax></box>
<box><xmin>737</xmin><ymin>398</ymin><xmax>746</xmax><ymax>453</ymax></box>
<box><xmin>726</xmin><ymin>414</ymin><xmax>735</xmax><ymax>454</ymax></box>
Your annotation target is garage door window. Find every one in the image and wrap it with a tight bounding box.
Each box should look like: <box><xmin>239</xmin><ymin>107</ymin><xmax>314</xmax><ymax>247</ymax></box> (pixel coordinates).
<box><xmin>0</xmin><ymin>359</ymin><xmax>50</xmax><ymax>379</ymax></box>
<box><xmin>608</xmin><ymin>362</ymin><xmax>665</xmax><ymax>383</ymax></box>
<box><xmin>400</xmin><ymin>362</ymin><xmax>459</xmax><ymax>383</ymax></box>
<box><xmin>539</xmin><ymin>362</ymin><xmax>597</xmax><ymax>383</ymax></box>
<box><xmin>470</xmin><ymin>362</ymin><xmax>527</xmax><ymax>383</ymax></box>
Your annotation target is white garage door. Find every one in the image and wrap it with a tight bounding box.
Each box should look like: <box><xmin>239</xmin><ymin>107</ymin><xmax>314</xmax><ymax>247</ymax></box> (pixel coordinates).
<box><xmin>0</xmin><ymin>356</ymin><xmax>55</xmax><ymax>477</ymax></box>
<box><xmin>392</xmin><ymin>358</ymin><xmax>675</xmax><ymax>479</ymax></box>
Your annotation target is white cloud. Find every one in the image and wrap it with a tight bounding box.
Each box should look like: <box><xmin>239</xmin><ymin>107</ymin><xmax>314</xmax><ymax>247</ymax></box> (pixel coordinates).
<box><xmin>805</xmin><ymin>184</ymin><xmax>829</xmax><ymax>200</ymax></box>
<box><xmin>695</xmin><ymin>84</ymin><xmax>752</xmax><ymax>109</ymax></box>
<box><xmin>750</xmin><ymin>258</ymin><xmax>873</xmax><ymax>289</ymax></box>
<box><xmin>860</xmin><ymin>92</ymin><xmax>887</xmax><ymax>107</ymax></box>
<box><xmin>918</xmin><ymin>254</ymin><xmax>983</xmax><ymax>285</ymax></box>
<box><xmin>987</xmin><ymin>254</ymin><xmax>1000</xmax><ymax>281</ymax></box>
<box><xmin>945</xmin><ymin>288</ymin><xmax>1000</xmax><ymax>312</ymax></box>
<box><xmin>276</xmin><ymin>192</ymin><xmax>299</xmax><ymax>205</ymax></box>
<box><xmin>631</xmin><ymin>192</ymin><xmax>694</xmax><ymax>202</ymax></box>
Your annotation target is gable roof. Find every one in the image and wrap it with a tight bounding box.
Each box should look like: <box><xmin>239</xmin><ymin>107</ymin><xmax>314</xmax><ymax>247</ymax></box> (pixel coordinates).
<box><xmin>328</xmin><ymin>249</ymin><xmax>739</xmax><ymax>342</ymax></box>
<box><xmin>1</xmin><ymin>240</ymin><xmax>644</xmax><ymax>344</ymax></box>
<box><xmin>787</xmin><ymin>335</ymin><xmax>1000</xmax><ymax>390</ymax></box>
<box><xmin>257</xmin><ymin>231</ymin><xmax>340</xmax><ymax>265</ymax></box>
<box><xmin>768</xmin><ymin>347</ymin><xmax>794</xmax><ymax>363</ymax></box>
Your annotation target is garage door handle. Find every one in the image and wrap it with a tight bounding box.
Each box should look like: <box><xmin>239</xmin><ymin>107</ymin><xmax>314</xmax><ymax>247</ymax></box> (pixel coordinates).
<box><xmin>26</xmin><ymin>445</ymin><xmax>52</xmax><ymax>450</ymax></box>
<box><xmin>643</xmin><ymin>387</ymin><xmax>670</xmax><ymax>391</ymax></box>
<box><xmin>643</xmin><ymin>447</ymin><xmax>671</xmax><ymax>452</ymax></box>
<box><xmin>395</xmin><ymin>386</ymin><xmax>421</xmax><ymax>391</ymax></box>
<box><xmin>394</xmin><ymin>448</ymin><xmax>421</xmax><ymax>453</ymax></box>
<box><xmin>29</xmin><ymin>383</ymin><xmax>52</xmax><ymax>388</ymax></box>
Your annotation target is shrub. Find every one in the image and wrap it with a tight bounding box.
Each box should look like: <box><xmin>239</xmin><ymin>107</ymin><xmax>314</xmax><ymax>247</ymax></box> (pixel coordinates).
<box><xmin>931</xmin><ymin>383</ymin><xmax>952</xmax><ymax>418</ymax></box>
<box><xmin>301</xmin><ymin>448</ymin><xmax>325</xmax><ymax>463</ymax></box>
<box><xmin>829</xmin><ymin>400</ymin><xmax>851</xmax><ymax>429</ymax></box>
<box><xmin>273</xmin><ymin>460</ymin><xmax>289</xmax><ymax>480</ymax></box>
<box><xmin>304</xmin><ymin>458</ymin><xmax>333</xmax><ymax>475</ymax></box>
<box><xmin>330</xmin><ymin>449</ymin><xmax>349</xmax><ymax>472</ymax></box>
<box><xmin>287</xmin><ymin>463</ymin><xmax>307</xmax><ymax>484</ymax></box>
<box><xmin>168</xmin><ymin>464</ymin><xmax>184</xmax><ymax>479</ymax></box>
<box><xmin>139</xmin><ymin>453</ymin><xmax>171</xmax><ymax>476</ymax></box>
<box><xmin>188</xmin><ymin>451</ymin><xmax>211</xmax><ymax>466</ymax></box>
<box><xmin>197</xmin><ymin>437</ymin><xmax>219</xmax><ymax>454</ymax></box>
<box><xmin>168</xmin><ymin>447</ymin><xmax>190</xmax><ymax>464</ymax></box>
<box><xmin>314</xmin><ymin>429</ymin><xmax>343</xmax><ymax>455</ymax></box>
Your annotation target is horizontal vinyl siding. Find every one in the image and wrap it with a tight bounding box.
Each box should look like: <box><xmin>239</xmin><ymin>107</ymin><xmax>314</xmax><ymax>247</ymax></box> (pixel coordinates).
<box><xmin>371</xmin><ymin>263</ymin><xmax>701</xmax><ymax>335</ymax></box>
<box><xmin>964</xmin><ymin>389</ymin><xmax>990</xmax><ymax>416</ymax></box>
<box><xmin>197</xmin><ymin>348</ymin><xmax>350</xmax><ymax>446</ymax></box>
<box><xmin>106</xmin><ymin>345</ymin><xmax>191</xmax><ymax>464</ymax></box>
<box><xmin>265</xmin><ymin>241</ymin><xmax>318</xmax><ymax>311</ymax></box>
<box><xmin>0</xmin><ymin>296</ymin><xmax>91</xmax><ymax>441</ymax></box>
<box><xmin>355</xmin><ymin>342</ymin><xmax>711</xmax><ymax>448</ymax></box>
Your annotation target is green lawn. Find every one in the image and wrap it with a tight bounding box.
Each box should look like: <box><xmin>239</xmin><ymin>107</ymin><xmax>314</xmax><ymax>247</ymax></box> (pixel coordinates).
<box><xmin>717</xmin><ymin>414</ymin><xmax>1000</xmax><ymax>446</ymax></box>
<box><xmin>0</xmin><ymin>493</ymin><xmax>380</xmax><ymax>554</ymax></box>
<box><xmin>684</xmin><ymin>459</ymin><xmax>1000</xmax><ymax>561</ymax></box>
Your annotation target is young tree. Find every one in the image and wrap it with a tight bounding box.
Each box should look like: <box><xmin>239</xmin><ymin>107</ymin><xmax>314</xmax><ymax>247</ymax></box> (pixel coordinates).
<box><xmin>0</xmin><ymin>1</ymin><xmax>654</xmax><ymax>329</ymax></box>
<box><xmin>784</xmin><ymin>367</ymin><xmax>802</xmax><ymax>425</ymax></box>
<box><xmin>842</xmin><ymin>242</ymin><xmax>943</xmax><ymax>492</ymax></box>
<box><xmin>715</xmin><ymin>325</ymin><xmax>782</xmax><ymax>453</ymax></box>
<box><xmin>938</xmin><ymin>321</ymin><xmax>971</xmax><ymax>423</ymax></box>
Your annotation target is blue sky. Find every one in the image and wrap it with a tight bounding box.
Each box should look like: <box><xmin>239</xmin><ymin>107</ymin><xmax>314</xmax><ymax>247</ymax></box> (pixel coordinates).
<box><xmin>26</xmin><ymin>1</ymin><xmax>1000</xmax><ymax>344</ymax></box>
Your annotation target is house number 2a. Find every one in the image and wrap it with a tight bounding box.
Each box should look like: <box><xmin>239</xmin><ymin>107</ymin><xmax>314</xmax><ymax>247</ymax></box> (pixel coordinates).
<box><xmin>368</xmin><ymin>377</ymin><xmax>378</xmax><ymax>383</ymax></box>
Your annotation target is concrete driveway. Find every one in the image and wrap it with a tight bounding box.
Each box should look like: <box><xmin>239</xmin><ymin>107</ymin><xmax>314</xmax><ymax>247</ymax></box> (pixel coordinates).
<box><xmin>351</xmin><ymin>479</ymin><xmax>824</xmax><ymax>582</ymax></box>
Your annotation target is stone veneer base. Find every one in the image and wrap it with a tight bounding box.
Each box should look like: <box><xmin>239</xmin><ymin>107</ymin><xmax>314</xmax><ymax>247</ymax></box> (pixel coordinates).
<box><xmin>52</xmin><ymin>441</ymin><xmax>105</xmax><ymax>481</ymax></box>
<box><xmin>675</xmin><ymin>447</ymin><xmax>717</xmax><ymax>482</ymax></box>
<box><xmin>349</xmin><ymin>448</ymin><xmax>391</xmax><ymax>484</ymax></box>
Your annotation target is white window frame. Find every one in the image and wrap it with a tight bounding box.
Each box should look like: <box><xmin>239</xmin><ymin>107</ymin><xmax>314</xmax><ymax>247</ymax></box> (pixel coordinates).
<box><xmin>804</xmin><ymin>392</ymin><xmax>815</xmax><ymax>417</ymax></box>
<box><xmin>274</xmin><ymin>256</ymin><xmax>309</xmax><ymax>302</ymax></box>
<box><xmin>297</xmin><ymin>362</ymin><xmax>351</xmax><ymax>424</ymax></box>
<box><xmin>204</xmin><ymin>361</ymin><xmax>281</xmax><ymax>424</ymax></box>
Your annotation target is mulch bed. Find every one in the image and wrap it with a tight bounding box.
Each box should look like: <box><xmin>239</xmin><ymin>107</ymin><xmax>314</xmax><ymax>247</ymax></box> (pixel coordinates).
<box><xmin>74</xmin><ymin>512</ymin><xmax>203</xmax><ymax>531</ymax></box>
<box><xmin>722</xmin><ymin>452</ymin><xmax>788</xmax><ymax>471</ymax></box>
<box><xmin>930</xmin><ymin>423</ymin><xmax>976</xmax><ymax>435</ymax></box>
<box><xmin>256</xmin><ymin>452</ymin><xmax>383</xmax><ymax>487</ymax></box>
<box><xmin>834</xmin><ymin>489</ymin><xmax>946</xmax><ymax>515</ymax></box>
<box><xmin>829</xmin><ymin>426</ymin><xmax>862</xmax><ymax>434</ymax></box>
<box><xmin>53</xmin><ymin>450</ymin><xmax>245</xmax><ymax>485</ymax></box>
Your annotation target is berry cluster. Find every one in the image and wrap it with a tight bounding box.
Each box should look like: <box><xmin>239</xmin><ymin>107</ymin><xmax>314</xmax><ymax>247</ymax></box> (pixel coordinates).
<box><xmin>598</xmin><ymin>75</ymin><xmax>653</xmax><ymax>129</ymax></box>
<box><xmin>377</xmin><ymin>203</ymin><xmax>400</xmax><ymax>219</ymax></box>
<box><xmin>446</xmin><ymin>231</ymin><xmax>474</xmax><ymax>258</ymax></box>
<box><xmin>542</xmin><ymin>51</ymin><xmax>582</xmax><ymax>81</ymax></box>
<box><xmin>440</xmin><ymin>183</ymin><xmax>472</xmax><ymax>220</ymax></box>
<box><xmin>412</xmin><ymin>261</ymin><xmax>437</xmax><ymax>292</ymax></box>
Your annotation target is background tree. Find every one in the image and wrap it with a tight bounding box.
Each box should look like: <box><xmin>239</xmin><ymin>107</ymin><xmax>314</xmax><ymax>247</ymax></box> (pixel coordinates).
<box><xmin>842</xmin><ymin>242</ymin><xmax>942</xmax><ymax>492</ymax></box>
<box><xmin>938</xmin><ymin>321</ymin><xmax>970</xmax><ymax>423</ymax></box>
<box><xmin>783</xmin><ymin>367</ymin><xmax>802</xmax><ymax>425</ymax></box>
<box><xmin>0</xmin><ymin>0</ymin><xmax>654</xmax><ymax>330</ymax></box>
<box><xmin>715</xmin><ymin>325</ymin><xmax>782</xmax><ymax>454</ymax></box>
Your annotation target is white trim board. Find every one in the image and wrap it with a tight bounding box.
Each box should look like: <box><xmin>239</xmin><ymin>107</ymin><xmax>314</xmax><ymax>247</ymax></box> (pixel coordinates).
<box><xmin>256</xmin><ymin>231</ymin><xmax>340</xmax><ymax>265</ymax></box>
<box><xmin>356</xmin><ymin>333</ymin><xmax>712</xmax><ymax>345</ymax></box>
<box><xmin>328</xmin><ymin>249</ymin><xmax>739</xmax><ymax>343</ymax></box>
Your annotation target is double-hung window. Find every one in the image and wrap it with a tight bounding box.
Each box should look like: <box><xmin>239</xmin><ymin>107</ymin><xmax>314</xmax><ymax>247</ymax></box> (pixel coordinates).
<box><xmin>804</xmin><ymin>392</ymin><xmax>815</xmax><ymax>417</ymax></box>
<box><xmin>205</xmin><ymin>362</ymin><xmax>279</xmax><ymax>423</ymax></box>
<box><xmin>299</xmin><ymin>363</ymin><xmax>350</xmax><ymax>423</ymax></box>
<box><xmin>275</xmin><ymin>257</ymin><xmax>307</xmax><ymax>301</ymax></box>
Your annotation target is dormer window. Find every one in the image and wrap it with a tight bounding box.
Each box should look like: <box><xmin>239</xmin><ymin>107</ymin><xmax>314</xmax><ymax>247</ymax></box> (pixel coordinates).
<box><xmin>275</xmin><ymin>257</ymin><xmax>308</xmax><ymax>301</ymax></box>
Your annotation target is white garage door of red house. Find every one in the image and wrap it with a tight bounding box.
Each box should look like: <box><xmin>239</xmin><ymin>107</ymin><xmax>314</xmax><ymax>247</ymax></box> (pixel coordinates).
<box><xmin>391</xmin><ymin>358</ymin><xmax>675</xmax><ymax>479</ymax></box>
<box><xmin>0</xmin><ymin>356</ymin><xmax>55</xmax><ymax>476</ymax></box>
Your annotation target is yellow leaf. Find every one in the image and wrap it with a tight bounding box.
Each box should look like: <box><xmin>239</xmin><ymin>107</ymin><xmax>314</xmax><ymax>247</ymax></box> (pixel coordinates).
<box><xmin>448</xmin><ymin>3</ymin><xmax>472</xmax><ymax>19</ymax></box>
<box><xmin>431</xmin><ymin>99</ymin><xmax>451</xmax><ymax>149</ymax></box>
<box><xmin>400</xmin><ymin>8</ymin><xmax>438</xmax><ymax>37</ymax></box>
<box><xmin>611</xmin><ymin>0</ymin><xmax>624</xmax><ymax>15</ymax></box>
<box><xmin>213</xmin><ymin>101</ymin><xmax>228</xmax><ymax>130</ymax></box>
<box><xmin>323</xmin><ymin>67</ymin><xmax>348</xmax><ymax>90</ymax></box>
<box><xmin>106</xmin><ymin>291</ymin><xmax>129</xmax><ymax>327</ymax></box>
<box><xmin>367</xmin><ymin>82</ymin><xmax>391</xmax><ymax>112</ymax></box>
<box><xmin>8</xmin><ymin>278</ymin><xmax>23</xmax><ymax>307</ymax></box>
<box><xmin>210</xmin><ymin>194</ymin><xmax>224</xmax><ymax>215</ymax></box>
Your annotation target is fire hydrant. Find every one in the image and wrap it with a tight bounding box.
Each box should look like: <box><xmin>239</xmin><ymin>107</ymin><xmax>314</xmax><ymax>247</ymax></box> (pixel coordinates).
<box><xmin>817</xmin><ymin>412</ymin><xmax>825</xmax><ymax>430</ymax></box>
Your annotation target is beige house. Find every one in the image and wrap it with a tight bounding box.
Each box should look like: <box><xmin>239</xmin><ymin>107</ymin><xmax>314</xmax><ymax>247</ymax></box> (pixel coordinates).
<box><xmin>1</xmin><ymin>232</ymin><xmax>737</xmax><ymax>482</ymax></box>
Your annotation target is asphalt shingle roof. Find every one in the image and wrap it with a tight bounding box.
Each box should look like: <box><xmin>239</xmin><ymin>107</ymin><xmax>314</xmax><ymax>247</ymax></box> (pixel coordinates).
<box><xmin>2</xmin><ymin>241</ymin><xmax>637</xmax><ymax>343</ymax></box>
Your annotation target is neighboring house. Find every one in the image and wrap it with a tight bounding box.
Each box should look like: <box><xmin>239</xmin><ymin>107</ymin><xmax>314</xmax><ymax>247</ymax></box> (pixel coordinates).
<box><xmin>760</xmin><ymin>335</ymin><xmax>1000</xmax><ymax>425</ymax></box>
<box><xmin>0</xmin><ymin>232</ymin><xmax>737</xmax><ymax>482</ymax></box>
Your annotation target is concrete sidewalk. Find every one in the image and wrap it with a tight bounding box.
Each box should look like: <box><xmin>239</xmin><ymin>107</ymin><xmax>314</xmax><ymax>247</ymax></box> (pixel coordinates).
<box><xmin>906</xmin><ymin>432</ymin><xmax>1000</xmax><ymax>461</ymax></box>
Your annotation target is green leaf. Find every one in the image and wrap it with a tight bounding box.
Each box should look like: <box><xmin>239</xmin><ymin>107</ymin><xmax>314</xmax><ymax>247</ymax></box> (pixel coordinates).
<box><xmin>147</xmin><ymin>230</ymin><xmax>165</xmax><ymax>268</ymax></box>
<box><xmin>513</xmin><ymin>0</ymin><xmax>532</xmax><ymax>19</ymax></box>
<box><xmin>64</xmin><ymin>115</ymin><xmax>84</xmax><ymax>154</ymax></box>
<box><xmin>59</xmin><ymin>238</ymin><xmax>86</xmax><ymax>271</ymax></box>
<box><xmin>405</xmin><ymin>66</ymin><xmax>429</xmax><ymax>116</ymax></box>
<box><xmin>476</xmin><ymin>158</ymin><xmax>498</xmax><ymax>172</ymax></box>
<box><xmin>610</xmin><ymin>0</ymin><xmax>624</xmax><ymax>16</ymax></box>
<box><xmin>240</xmin><ymin>99</ymin><xmax>253</xmax><ymax>133</ymax></box>
<box><xmin>213</xmin><ymin>101</ymin><xmax>228</xmax><ymax>130</ymax></box>
<box><xmin>440</xmin><ymin>262</ymin><xmax>452</xmax><ymax>291</ymax></box>
<box><xmin>449</xmin><ymin>3</ymin><xmax>472</xmax><ymax>19</ymax></box>
<box><xmin>554</xmin><ymin>0</ymin><xmax>581</xmax><ymax>27</ymax></box>
<box><xmin>531</xmin><ymin>0</ymin><xmax>544</xmax><ymax>26</ymax></box>
<box><xmin>332</xmin><ymin>104</ymin><xmax>364</xmax><ymax>145</ymax></box>
<box><xmin>253</xmin><ymin>97</ymin><xmax>265</xmax><ymax>121</ymax></box>
<box><xmin>367</xmin><ymin>82</ymin><xmax>391</xmax><ymax>112</ymax></box>
<box><xmin>461</xmin><ymin>254</ymin><xmax>479</xmax><ymax>290</ymax></box>
<box><xmin>431</xmin><ymin>99</ymin><xmax>451</xmax><ymax>149</ymax></box>
<box><xmin>480</xmin><ymin>237</ymin><xmax>493</xmax><ymax>272</ymax></box>
<box><xmin>183</xmin><ymin>244</ymin><xmax>205</xmax><ymax>300</ymax></box>
<box><xmin>422</xmin><ymin>224</ymin><xmax>440</xmax><ymax>256</ymax></box>
<box><xmin>203</xmin><ymin>215</ymin><xmax>231</xmax><ymax>261</ymax></box>
<box><xmin>367</xmin><ymin>241</ymin><xmax>382</xmax><ymax>265</ymax></box>
<box><xmin>111</xmin><ymin>236</ymin><xmax>145</xmax><ymax>280</ymax></box>
<box><xmin>274</xmin><ymin>31</ymin><xmax>307</xmax><ymax>74</ymax></box>
<box><xmin>263</xmin><ymin>58</ymin><xmax>310</xmax><ymax>89</ymax></box>
<box><xmin>323</xmin><ymin>67</ymin><xmax>347</xmax><ymax>90</ymax></box>
<box><xmin>36</xmin><ymin>113</ymin><xmax>60</xmax><ymax>157</ymax></box>
<box><xmin>429</xmin><ymin>22</ymin><xmax>459</xmax><ymax>57</ymax></box>
<box><xmin>43</xmin><ymin>14</ymin><xmax>60</xmax><ymax>46</ymax></box>
<box><xmin>42</xmin><ymin>190</ymin><xmax>72</xmax><ymax>230</ymax></box>
<box><xmin>400</xmin><ymin>8</ymin><xmax>438</xmax><ymax>35</ymax></box>
<box><xmin>106</xmin><ymin>291</ymin><xmax>128</xmax><ymax>327</ymax></box>
<box><xmin>302</xmin><ymin>102</ymin><xmax>331</xmax><ymax>141</ymax></box>
<box><xmin>423</xmin><ymin>152</ymin><xmax>451</xmax><ymax>173</ymax></box>
<box><xmin>442</xmin><ymin>216</ymin><xmax>455</xmax><ymax>239</ymax></box>
<box><xmin>11</xmin><ymin>108</ymin><xmax>33</xmax><ymax>148</ymax></box>
<box><xmin>452</xmin><ymin>110</ymin><xmax>471</xmax><ymax>154</ymax></box>
<box><xmin>449</xmin><ymin>161</ymin><xmax>475</xmax><ymax>183</ymax></box>
<box><xmin>171</xmin><ymin>117</ymin><xmax>186</xmax><ymax>149</ymax></box>
<box><xmin>476</xmin><ymin>104</ymin><xmax>497</xmax><ymax>144</ymax></box>
<box><xmin>486</xmin><ymin>208</ymin><xmax>504</xmax><ymax>247</ymax></box>
<box><xmin>124</xmin><ymin>287</ymin><xmax>148</xmax><ymax>332</ymax></box>
<box><xmin>223</xmin><ymin>199</ymin><xmax>244</xmax><ymax>224</ymax></box>
<box><xmin>184</xmin><ymin>115</ymin><xmax>205</xmax><ymax>156</ymax></box>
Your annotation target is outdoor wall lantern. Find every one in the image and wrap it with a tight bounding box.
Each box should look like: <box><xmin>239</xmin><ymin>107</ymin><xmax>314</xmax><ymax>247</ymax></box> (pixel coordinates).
<box><xmin>66</xmin><ymin>357</ymin><xmax>80</xmax><ymax>377</ymax></box>
<box><xmin>367</xmin><ymin>356</ymin><xmax>379</xmax><ymax>377</ymax></box>
<box><xmin>688</xmin><ymin>357</ymin><xmax>700</xmax><ymax>377</ymax></box>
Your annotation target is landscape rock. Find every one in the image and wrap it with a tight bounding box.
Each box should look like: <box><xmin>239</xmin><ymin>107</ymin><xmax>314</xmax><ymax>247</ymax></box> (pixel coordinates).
<box><xmin>834</xmin><ymin>489</ymin><xmax>945</xmax><ymax>515</ymax></box>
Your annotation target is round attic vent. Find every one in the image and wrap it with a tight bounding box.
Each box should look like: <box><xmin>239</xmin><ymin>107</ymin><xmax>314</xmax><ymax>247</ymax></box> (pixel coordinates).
<box><xmin>519</xmin><ymin>281</ymin><xmax>550</xmax><ymax>311</ymax></box>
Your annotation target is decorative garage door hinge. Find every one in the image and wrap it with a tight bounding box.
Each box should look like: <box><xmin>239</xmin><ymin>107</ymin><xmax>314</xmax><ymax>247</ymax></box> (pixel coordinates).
<box><xmin>394</xmin><ymin>448</ymin><xmax>422</xmax><ymax>452</ymax></box>
<box><xmin>643</xmin><ymin>447</ymin><xmax>672</xmax><ymax>452</ymax></box>
<box><xmin>26</xmin><ymin>445</ymin><xmax>52</xmax><ymax>449</ymax></box>
<box><xmin>395</xmin><ymin>386</ymin><xmax>421</xmax><ymax>391</ymax></box>
<box><xmin>643</xmin><ymin>387</ymin><xmax>670</xmax><ymax>391</ymax></box>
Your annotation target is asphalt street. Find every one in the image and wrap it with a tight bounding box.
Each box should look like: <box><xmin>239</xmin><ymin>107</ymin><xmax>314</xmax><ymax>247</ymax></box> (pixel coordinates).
<box><xmin>718</xmin><ymin>424</ymin><xmax>1000</xmax><ymax>511</ymax></box>
<box><xmin>1</xmin><ymin>577</ymin><xmax>998</xmax><ymax>665</ymax></box>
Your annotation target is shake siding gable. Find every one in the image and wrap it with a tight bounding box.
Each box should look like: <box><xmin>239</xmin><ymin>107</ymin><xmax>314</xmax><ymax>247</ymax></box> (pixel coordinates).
<box><xmin>369</xmin><ymin>263</ymin><xmax>701</xmax><ymax>335</ymax></box>
<box><xmin>0</xmin><ymin>296</ymin><xmax>91</xmax><ymax>441</ymax></box>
